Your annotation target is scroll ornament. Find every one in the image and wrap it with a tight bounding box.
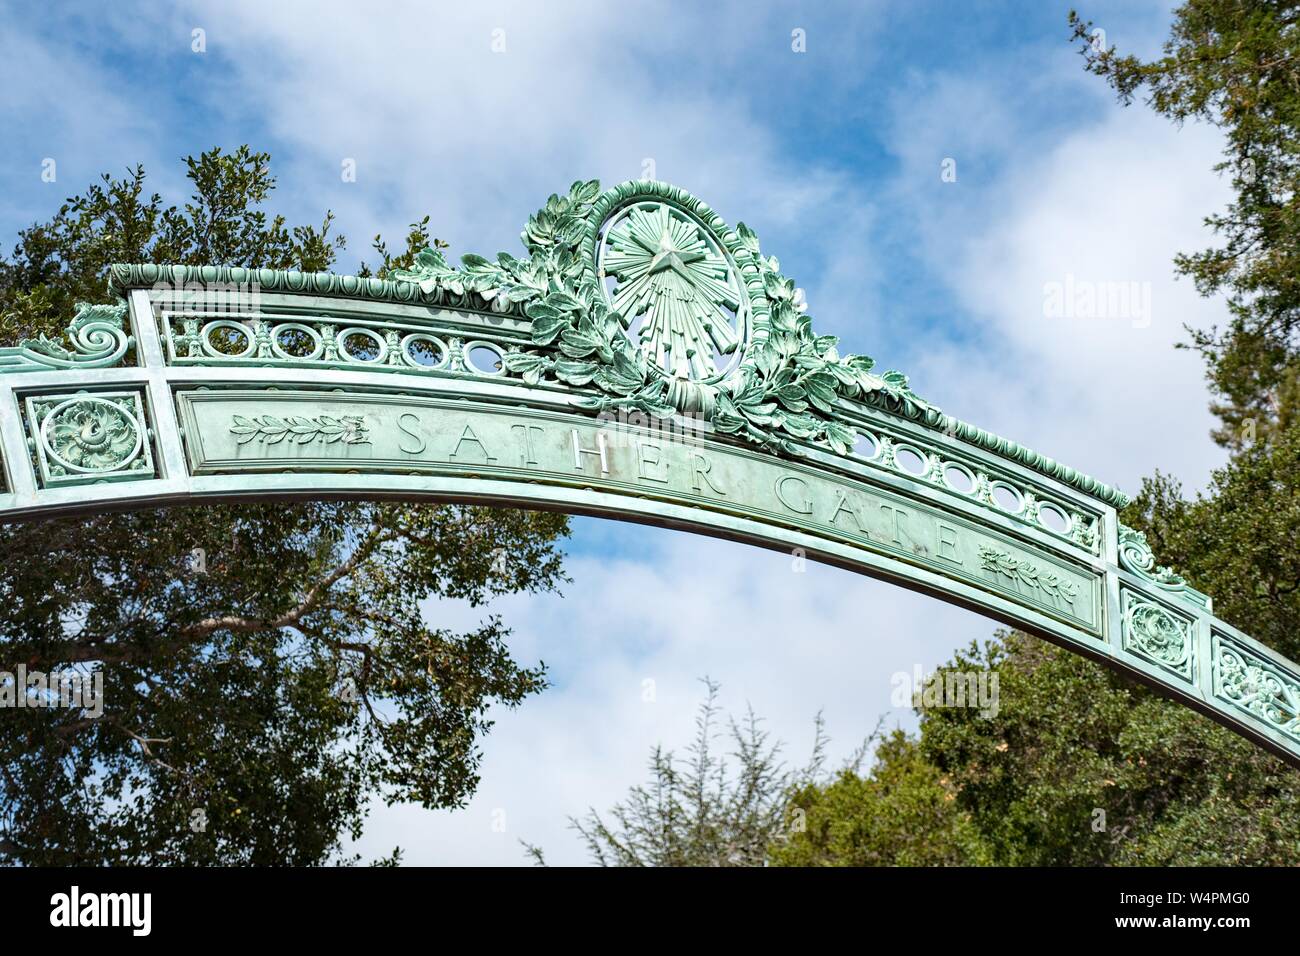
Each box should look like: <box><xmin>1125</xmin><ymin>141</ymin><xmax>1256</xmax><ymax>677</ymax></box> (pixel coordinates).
<box><xmin>1117</xmin><ymin>523</ymin><xmax>1211</xmax><ymax>610</ymax></box>
<box><xmin>0</xmin><ymin>302</ymin><xmax>131</xmax><ymax>372</ymax></box>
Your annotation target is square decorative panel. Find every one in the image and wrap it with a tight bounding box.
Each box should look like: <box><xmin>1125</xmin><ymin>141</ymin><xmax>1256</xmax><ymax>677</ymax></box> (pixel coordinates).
<box><xmin>1120</xmin><ymin>587</ymin><xmax>1195</xmax><ymax>682</ymax></box>
<box><xmin>1212</xmin><ymin>633</ymin><xmax>1300</xmax><ymax>744</ymax></box>
<box><xmin>23</xmin><ymin>390</ymin><xmax>156</xmax><ymax>489</ymax></box>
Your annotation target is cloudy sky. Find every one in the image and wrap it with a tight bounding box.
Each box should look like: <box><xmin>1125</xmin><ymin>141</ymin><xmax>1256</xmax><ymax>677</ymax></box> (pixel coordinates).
<box><xmin>2</xmin><ymin>0</ymin><xmax>1234</xmax><ymax>864</ymax></box>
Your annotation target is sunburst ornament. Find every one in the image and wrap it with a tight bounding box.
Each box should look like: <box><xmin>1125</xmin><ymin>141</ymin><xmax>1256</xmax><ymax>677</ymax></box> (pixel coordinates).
<box><xmin>597</xmin><ymin>200</ymin><xmax>748</xmax><ymax>381</ymax></box>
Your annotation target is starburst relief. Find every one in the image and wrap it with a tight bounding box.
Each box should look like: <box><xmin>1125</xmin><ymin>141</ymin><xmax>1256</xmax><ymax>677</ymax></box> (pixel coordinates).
<box><xmin>598</xmin><ymin>201</ymin><xmax>747</xmax><ymax>381</ymax></box>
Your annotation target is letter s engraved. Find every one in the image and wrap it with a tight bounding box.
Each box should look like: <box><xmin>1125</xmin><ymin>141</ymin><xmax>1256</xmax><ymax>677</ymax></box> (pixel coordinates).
<box><xmin>397</xmin><ymin>413</ymin><xmax>426</xmax><ymax>455</ymax></box>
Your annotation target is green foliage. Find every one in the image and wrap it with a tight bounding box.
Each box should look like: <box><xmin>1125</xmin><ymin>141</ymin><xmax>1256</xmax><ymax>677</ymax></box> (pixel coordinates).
<box><xmin>565</xmin><ymin>641</ymin><xmax>1300</xmax><ymax>867</ymax></box>
<box><xmin>0</xmin><ymin>148</ymin><xmax>570</xmax><ymax>864</ymax></box>
<box><xmin>1</xmin><ymin>502</ymin><xmax>568</xmax><ymax>865</ymax></box>
<box><xmin>528</xmin><ymin>679</ymin><xmax>837</xmax><ymax>866</ymax></box>
<box><xmin>921</xmin><ymin>633</ymin><xmax>1300</xmax><ymax>865</ymax></box>
<box><xmin>776</xmin><ymin>633</ymin><xmax>1300</xmax><ymax>866</ymax></box>
<box><xmin>771</xmin><ymin>730</ymin><xmax>993</xmax><ymax>866</ymax></box>
<box><xmin>0</xmin><ymin>146</ymin><xmax>342</xmax><ymax>347</ymax></box>
<box><xmin>1069</xmin><ymin>2</ymin><xmax>1300</xmax><ymax>448</ymax></box>
<box><xmin>358</xmin><ymin>215</ymin><xmax>448</xmax><ymax>279</ymax></box>
<box><xmin>1124</xmin><ymin>419</ymin><xmax>1300</xmax><ymax>661</ymax></box>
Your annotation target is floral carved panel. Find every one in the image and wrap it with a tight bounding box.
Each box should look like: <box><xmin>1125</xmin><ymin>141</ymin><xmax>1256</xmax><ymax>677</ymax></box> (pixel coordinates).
<box><xmin>22</xmin><ymin>391</ymin><xmax>156</xmax><ymax>489</ymax></box>
<box><xmin>1120</xmin><ymin>588</ymin><xmax>1195</xmax><ymax>681</ymax></box>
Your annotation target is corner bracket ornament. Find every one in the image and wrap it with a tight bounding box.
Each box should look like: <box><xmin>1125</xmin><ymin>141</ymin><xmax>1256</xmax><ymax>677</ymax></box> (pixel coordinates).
<box><xmin>390</xmin><ymin>179</ymin><xmax>930</xmax><ymax>457</ymax></box>
<box><xmin>0</xmin><ymin>302</ymin><xmax>131</xmax><ymax>372</ymax></box>
<box><xmin>1118</xmin><ymin>523</ymin><xmax>1211</xmax><ymax>611</ymax></box>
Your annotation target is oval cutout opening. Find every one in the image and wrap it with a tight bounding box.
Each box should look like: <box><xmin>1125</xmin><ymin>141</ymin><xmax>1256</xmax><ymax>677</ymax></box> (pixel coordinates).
<box><xmin>991</xmin><ymin>483</ymin><xmax>1023</xmax><ymax>513</ymax></box>
<box><xmin>404</xmin><ymin>336</ymin><xmax>444</xmax><ymax>368</ymax></box>
<box><xmin>467</xmin><ymin>345</ymin><xmax>503</xmax><ymax>374</ymax></box>
<box><xmin>274</xmin><ymin>324</ymin><xmax>319</xmax><ymax>359</ymax></box>
<box><xmin>944</xmin><ymin>464</ymin><xmax>975</xmax><ymax>494</ymax></box>
<box><xmin>340</xmin><ymin>330</ymin><xmax>383</xmax><ymax>362</ymax></box>
<box><xmin>895</xmin><ymin>446</ymin><xmax>928</xmax><ymax>476</ymax></box>
<box><xmin>204</xmin><ymin>321</ymin><xmax>254</xmax><ymax>357</ymax></box>
<box><xmin>1039</xmin><ymin>503</ymin><xmax>1071</xmax><ymax>534</ymax></box>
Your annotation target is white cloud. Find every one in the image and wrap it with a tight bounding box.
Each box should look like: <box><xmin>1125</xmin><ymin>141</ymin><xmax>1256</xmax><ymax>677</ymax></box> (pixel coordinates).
<box><xmin>877</xmin><ymin>59</ymin><xmax>1232</xmax><ymax>495</ymax></box>
<box><xmin>350</xmin><ymin>524</ymin><xmax>994</xmax><ymax>866</ymax></box>
<box><xmin>953</xmin><ymin>112</ymin><xmax>1226</xmax><ymax>493</ymax></box>
<box><xmin>1</xmin><ymin>0</ymin><xmax>1242</xmax><ymax>866</ymax></box>
<box><xmin>169</xmin><ymin>0</ymin><xmax>879</xmax><ymax>271</ymax></box>
<box><xmin>0</xmin><ymin>25</ymin><xmax>169</xmax><ymax>228</ymax></box>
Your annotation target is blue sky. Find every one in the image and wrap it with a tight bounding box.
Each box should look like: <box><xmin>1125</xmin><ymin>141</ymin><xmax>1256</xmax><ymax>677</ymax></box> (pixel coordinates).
<box><xmin>2</xmin><ymin>0</ymin><xmax>1235</xmax><ymax>864</ymax></box>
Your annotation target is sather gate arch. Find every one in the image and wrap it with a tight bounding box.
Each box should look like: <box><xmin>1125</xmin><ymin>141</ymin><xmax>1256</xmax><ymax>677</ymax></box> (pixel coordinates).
<box><xmin>2</xmin><ymin>179</ymin><xmax>1297</xmax><ymax>767</ymax></box>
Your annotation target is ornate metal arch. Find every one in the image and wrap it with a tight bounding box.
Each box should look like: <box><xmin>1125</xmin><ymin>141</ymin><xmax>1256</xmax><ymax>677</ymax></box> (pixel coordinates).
<box><xmin>2</xmin><ymin>179</ymin><xmax>1297</xmax><ymax>767</ymax></box>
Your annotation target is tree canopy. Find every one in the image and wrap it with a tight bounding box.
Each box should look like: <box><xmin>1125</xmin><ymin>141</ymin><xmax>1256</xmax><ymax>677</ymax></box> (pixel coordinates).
<box><xmin>563</xmin><ymin>4</ymin><xmax>1300</xmax><ymax>867</ymax></box>
<box><xmin>0</xmin><ymin>146</ymin><xmax>568</xmax><ymax>865</ymax></box>
<box><xmin>1069</xmin><ymin>1</ymin><xmax>1300</xmax><ymax>450</ymax></box>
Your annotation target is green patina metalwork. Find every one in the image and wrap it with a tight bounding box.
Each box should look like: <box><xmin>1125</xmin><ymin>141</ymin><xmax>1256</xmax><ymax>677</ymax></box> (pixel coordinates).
<box><xmin>599</xmin><ymin>199</ymin><xmax>746</xmax><ymax>379</ymax></box>
<box><xmin>2</xmin><ymin>178</ymin><xmax>1297</xmax><ymax>768</ymax></box>
<box><xmin>977</xmin><ymin>544</ymin><xmax>1081</xmax><ymax>609</ymax></box>
<box><xmin>0</xmin><ymin>302</ymin><xmax>130</xmax><ymax>373</ymax></box>
<box><xmin>24</xmin><ymin>390</ymin><xmax>155</xmax><ymax>488</ymax></box>
<box><xmin>387</xmin><ymin>179</ymin><xmax>929</xmax><ymax>455</ymax></box>
<box><xmin>1120</xmin><ymin>588</ymin><xmax>1196</xmax><ymax>681</ymax></box>
<box><xmin>230</xmin><ymin>413</ymin><xmax>372</xmax><ymax>447</ymax></box>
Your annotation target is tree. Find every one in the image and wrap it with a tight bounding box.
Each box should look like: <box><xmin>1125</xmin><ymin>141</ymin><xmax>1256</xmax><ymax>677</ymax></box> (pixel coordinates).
<box><xmin>918</xmin><ymin>633</ymin><xmax>1300</xmax><ymax>865</ymax></box>
<box><xmin>1069</xmin><ymin>2</ymin><xmax>1300</xmax><ymax>449</ymax></box>
<box><xmin>0</xmin><ymin>147</ymin><xmax>569</xmax><ymax>864</ymax></box>
<box><xmin>771</xmin><ymin>729</ymin><xmax>992</xmax><ymax>867</ymax></box>
<box><xmin>773</xmin><ymin>632</ymin><xmax>1300</xmax><ymax>867</ymax></box>
<box><xmin>525</xmin><ymin>679</ymin><xmax>842</xmax><ymax>866</ymax></box>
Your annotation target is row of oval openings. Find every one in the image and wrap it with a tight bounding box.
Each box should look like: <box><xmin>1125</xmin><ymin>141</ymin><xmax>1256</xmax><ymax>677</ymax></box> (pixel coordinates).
<box><xmin>202</xmin><ymin>323</ymin><xmax>504</xmax><ymax>374</ymax></box>
<box><xmin>852</xmin><ymin>432</ymin><xmax>1072</xmax><ymax>534</ymax></box>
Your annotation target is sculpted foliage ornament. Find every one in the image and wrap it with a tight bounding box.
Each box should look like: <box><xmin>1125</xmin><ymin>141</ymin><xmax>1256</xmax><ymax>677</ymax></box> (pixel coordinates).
<box><xmin>24</xmin><ymin>391</ymin><xmax>154</xmax><ymax>488</ymax></box>
<box><xmin>46</xmin><ymin>398</ymin><xmax>137</xmax><ymax>469</ymax></box>
<box><xmin>1215</xmin><ymin>640</ymin><xmax>1300</xmax><ymax>739</ymax></box>
<box><xmin>0</xmin><ymin>302</ymin><xmax>130</xmax><ymax>372</ymax></box>
<box><xmin>976</xmin><ymin>544</ymin><xmax>1080</xmax><ymax>607</ymax></box>
<box><xmin>1122</xmin><ymin>593</ymin><xmax>1192</xmax><ymax>677</ymax></box>
<box><xmin>229</xmin><ymin>413</ymin><xmax>371</xmax><ymax>447</ymax></box>
<box><xmin>390</xmin><ymin>179</ymin><xmax>927</xmax><ymax>456</ymax></box>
